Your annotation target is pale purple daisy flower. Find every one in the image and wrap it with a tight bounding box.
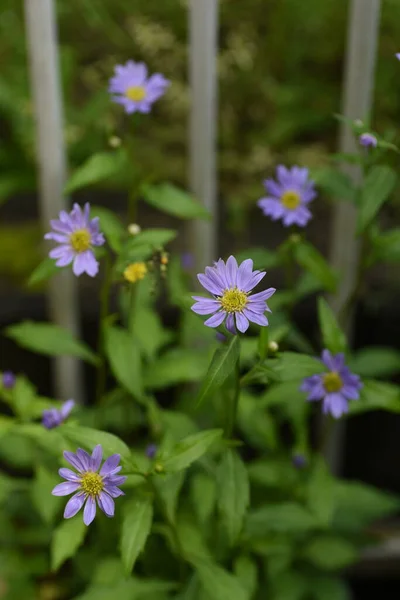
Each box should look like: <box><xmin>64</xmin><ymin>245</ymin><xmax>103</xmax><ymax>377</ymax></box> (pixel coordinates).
<box><xmin>359</xmin><ymin>133</ymin><xmax>377</xmax><ymax>148</ymax></box>
<box><xmin>192</xmin><ymin>256</ymin><xmax>276</xmax><ymax>334</ymax></box>
<box><xmin>395</xmin><ymin>53</ymin><xmax>400</xmax><ymax>61</ymax></box>
<box><xmin>2</xmin><ymin>371</ymin><xmax>16</xmax><ymax>389</ymax></box>
<box><xmin>52</xmin><ymin>445</ymin><xmax>126</xmax><ymax>526</ymax></box>
<box><xmin>109</xmin><ymin>61</ymin><xmax>170</xmax><ymax>114</ymax></box>
<box><xmin>42</xmin><ymin>399</ymin><xmax>75</xmax><ymax>430</ymax></box>
<box><xmin>258</xmin><ymin>165</ymin><xmax>316</xmax><ymax>227</ymax></box>
<box><xmin>145</xmin><ymin>444</ymin><xmax>157</xmax><ymax>459</ymax></box>
<box><xmin>300</xmin><ymin>349</ymin><xmax>363</xmax><ymax>419</ymax></box>
<box><xmin>45</xmin><ymin>203</ymin><xmax>105</xmax><ymax>277</ymax></box>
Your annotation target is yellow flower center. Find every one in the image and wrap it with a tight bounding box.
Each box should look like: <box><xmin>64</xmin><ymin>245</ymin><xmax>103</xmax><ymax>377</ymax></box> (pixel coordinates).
<box><xmin>323</xmin><ymin>372</ymin><xmax>343</xmax><ymax>393</ymax></box>
<box><xmin>80</xmin><ymin>472</ymin><xmax>104</xmax><ymax>497</ymax></box>
<box><xmin>124</xmin><ymin>262</ymin><xmax>148</xmax><ymax>283</ymax></box>
<box><xmin>125</xmin><ymin>86</ymin><xmax>146</xmax><ymax>102</ymax></box>
<box><xmin>70</xmin><ymin>229</ymin><xmax>91</xmax><ymax>253</ymax></box>
<box><xmin>281</xmin><ymin>190</ymin><xmax>301</xmax><ymax>210</ymax></box>
<box><xmin>220</xmin><ymin>288</ymin><xmax>248</xmax><ymax>313</ymax></box>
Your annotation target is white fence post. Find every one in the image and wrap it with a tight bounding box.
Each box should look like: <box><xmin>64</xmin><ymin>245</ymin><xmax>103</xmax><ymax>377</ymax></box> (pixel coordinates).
<box><xmin>188</xmin><ymin>0</ymin><xmax>219</xmax><ymax>273</ymax></box>
<box><xmin>326</xmin><ymin>0</ymin><xmax>381</xmax><ymax>473</ymax></box>
<box><xmin>24</xmin><ymin>0</ymin><xmax>83</xmax><ymax>402</ymax></box>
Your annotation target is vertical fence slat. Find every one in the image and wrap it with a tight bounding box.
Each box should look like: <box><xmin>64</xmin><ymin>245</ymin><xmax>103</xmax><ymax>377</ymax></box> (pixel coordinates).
<box><xmin>24</xmin><ymin>0</ymin><xmax>82</xmax><ymax>402</ymax></box>
<box><xmin>188</xmin><ymin>0</ymin><xmax>219</xmax><ymax>273</ymax></box>
<box><xmin>326</xmin><ymin>0</ymin><xmax>381</xmax><ymax>473</ymax></box>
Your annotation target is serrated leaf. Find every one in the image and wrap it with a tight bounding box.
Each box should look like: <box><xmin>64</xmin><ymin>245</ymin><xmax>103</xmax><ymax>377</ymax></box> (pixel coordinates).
<box><xmin>357</xmin><ymin>166</ymin><xmax>397</xmax><ymax>232</ymax></box>
<box><xmin>142</xmin><ymin>183</ymin><xmax>210</xmax><ymax>220</ymax></box>
<box><xmin>196</xmin><ymin>336</ymin><xmax>240</xmax><ymax>406</ymax></box>
<box><xmin>160</xmin><ymin>429</ymin><xmax>223</xmax><ymax>473</ymax></box>
<box><xmin>217</xmin><ymin>450</ymin><xmax>249</xmax><ymax>545</ymax></box>
<box><xmin>294</xmin><ymin>241</ymin><xmax>337</xmax><ymax>292</ymax></box>
<box><xmin>317</xmin><ymin>298</ymin><xmax>347</xmax><ymax>354</ymax></box>
<box><xmin>6</xmin><ymin>321</ymin><xmax>98</xmax><ymax>365</ymax></box>
<box><xmin>51</xmin><ymin>516</ymin><xmax>87</xmax><ymax>571</ymax></box>
<box><xmin>120</xmin><ymin>497</ymin><xmax>153</xmax><ymax>574</ymax></box>
<box><xmin>104</xmin><ymin>326</ymin><xmax>143</xmax><ymax>400</ymax></box>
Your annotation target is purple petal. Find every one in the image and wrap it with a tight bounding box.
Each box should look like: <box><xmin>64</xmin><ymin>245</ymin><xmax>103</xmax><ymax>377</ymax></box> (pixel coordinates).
<box><xmin>91</xmin><ymin>445</ymin><xmax>103</xmax><ymax>471</ymax></box>
<box><xmin>104</xmin><ymin>485</ymin><xmax>125</xmax><ymax>498</ymax></box>
<box><xmin>236</xmin><ymin>259</ymin><xmax>254</xmax><ymax>289</ymax></box>
<box><xmin>249</xmin><ymin>288</ymin><xmax>276</xmax><ymax>302</ymax></box>
<box><xmin>105</xmin><ymin>474</ymin><xmax>127</xmax><ymax>486</ymax></box>
<box><xmin>198</xmin><ymin>273</ymin><xmax>223</xmax><ymax>296</ymax></box>
<box><xmin>100</xmin><ymin>454</ymin><xmax>121</xmax><ymax>476</ymax></box>
<box><xmin>83</xmin><ymin>496</ymin><xmax>96</xmax><ymax>526</ymax></box>
<box><xmin>243</xmin><ymin>308</ymin><xmax>269</xmax><ymax>327</ymax></box>
<box><xmin>55</xmin><ymin>250</ymin><xmax>75</xmax><ymax>267</ymax></box>
<box><xmin>76</xmin><ymin>448</ymin><xmax>91</xmax><ymax>471</ymax></box>
<box><xmin>341</xmin><ymin>384</ymin><xmax>361</xmax><ymax>401</ymax></box>
<box><xmin>258</xmin><ymin>198</ymin><xmax>285</xmax><ymax>220</ymax></box>
<box><xmin>204</xmin><ymin>311</ymin><xmax>226</xmax><ymax>328</ymax></box>
<box><xmin>323</xmin><ymin>393</ymin><xmax>348</xmax><ymax>419</ymax></box>
<box><xmin>276</xmin><ymin>165</ymin><xmax>291</xmax><ymax>185</ymax></box>
<box><xmin>64</xmin><ymin>493</ymin><xmax>86</xmax><ymax>518</ymax></box>
<box><xmin>72</xmin><ymin>251</ymin><xmax>99</xmax><ymax>277</ymax></box>
<box><xmin>321</xmin><ymin>350</ymin><xmax>336</xmax><ymax>371</ymax></box>
<box><xmin>97</xmin><ymin>491</ymin><xmax>115</xmax><ymax>517</ymax></box>
<box><xmin>225</xmin><ymin>256</ymin><xmax>238</xmax><ymax>288</ymax></box>
<box><xmin>52</xmin><ymin>481</ymin><xmax>80</xmax><ymax>496</ymax></box>
<box><xmin>58</xmin><ymin>468</ymin><xmax>80</xmax><ymax>482</ymax></box>
<box><xmin>235</xmin><ymin>312</ymin><xmax>249</xmax><ymax>333</ymax></box>
<box><xmin>47</xmin><ymin>233</ymin><xmax>69</xmax><ymax>244</ymax></box>
<box><xmin>49</xmin><ymin>245</ymin><xmax>71</xmax><ymax>259</ymax></box>
<box><xmin>191</xmin><ymin>299</ymin><xmax>220</xmax><ymax>315</ymax></box>
<box><xmin>60</xmin><ymin>399</ymin><xmax>75</xmax><ymax>420</ymax></box>
<box><xmin>225</xmin><ymin>314</ymin><xmax>236</xmax><ymax>334</ymax></box>
<box><xmin>63</xmin><ymin>451</ymin><xmax>85</xmax><ymax>472</ymax></box>
<box><xmin>49</xmin><ymin>219</ymin><xmax>73</xmax><ymax>234</ymax></box>
<box><xmin>242</xmin><ymin>270</ymin><xmax>266</xmax><ymax>293</ymax></box>
<box><xmin>264</xmin><ymin>178</ymin><xmax>283</xmax><ymax>198</ymax></box>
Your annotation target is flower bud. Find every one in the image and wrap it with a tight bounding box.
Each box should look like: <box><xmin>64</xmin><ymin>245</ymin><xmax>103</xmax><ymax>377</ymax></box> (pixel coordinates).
<box><xmin>128</xmin><ymin>223</ymin><xmax>141</xmax><ymax>236</ymax></box>
<box><xmin>268</xmin><ymin>341</ymin><xmax>279</xmax><ymax>353</ymax></box>
<box><xmin>109</xmin><ymin>135</ymin><xmax>122</xmax><ymax>148</ymax></box>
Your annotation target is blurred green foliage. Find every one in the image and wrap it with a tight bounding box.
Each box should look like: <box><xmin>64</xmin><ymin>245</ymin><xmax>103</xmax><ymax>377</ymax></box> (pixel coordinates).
<box><xmin>1</xmin><ymin>0</ymin><xmax>400</xmax><ymax>207</ymax></box>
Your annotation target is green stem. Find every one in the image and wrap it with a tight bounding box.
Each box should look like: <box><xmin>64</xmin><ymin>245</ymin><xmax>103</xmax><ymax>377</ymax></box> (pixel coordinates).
<box><xmin>95</xmin><ymin>253</ymin><xmax>113</xmax><ymax>404</ymax></box>
<box><xmin>225</xmin><ymin>356</ymin><xmax>241</xmax><ymax>438</ymax></box>
<box><xmin>318</xmin><ymin>414</ymin><xmax>335</xmax><ymax>455</ymax></box>
<box><xmin>128</xmin><ymin>283</ymin><xmax>137</xmax><ymax>334</ymax></box>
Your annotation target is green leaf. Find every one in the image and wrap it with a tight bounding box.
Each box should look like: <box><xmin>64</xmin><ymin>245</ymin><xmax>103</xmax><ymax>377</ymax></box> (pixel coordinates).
<box><xmin>134</xmin><ymin>305</ymin><xmax>173</xmax><ymax>361</ymax></box>
<box><xmin>317</xmin><ymin>298</ymin><xmax>347</xmax><ymax>353</ymax></box>
<box><xmin>120</xmin><ymin>497</ymin><xmax>153</xmax><ymax>574</ymax></box>
<box><xmin>51</xmin><ymin>516</ymin><xmax>87</xmax><ymax>571</ymax></box>
<box><xmin>217</xmin><ymin>450</ymin><xmax>249</xmax><ymax>545</ymax></box>
<box><xmin>349</xmin><ymin>379</ymin><xmax>400</xmax><ymax>414</ymax></box>
<box><xmin>190</xmin><ymin>472</ymin><xmax>217</xmax><ymax>526</ymax></box>
<box><xmin>303</xmin><ymin>536</ymin><xmax>358</xmax><ymax>570</ymax></box>
<box><xmin>260</xmin><ymin>381</ymin><xmax>306</xmax><ymax>408</ymax></box>
<box><xmin>196</xmin><ymin>336</ymin><xmax>240</xmax><ymax>406</ymax></box>
<box><xmin>308</xmin><ymin>576</ymin><xmax>351</xmax><ymax>600</ymax></box>
<box><xmin>190</xmin><ymin>558</ymin><xmax>249</xmax><ymax>600</ymax></box>
<box><xmin>6</xmin><ymin>321</ymin><xmax>98</xmax><ymax>365</ymax></box>
<box><xmin>122</xmin><ymin>228</ymin><xmax>177</xmax><ymax>262</ymax></box>
<box><xmin>311</xmin><ymin>167</ymin><xmax>356</xmax><ymax>203</ymax></box>
<box><xmin>235</xmin><ymin>247</ymin><xmax>280</xmax><ymax>270</ymax></box>
<box><xmin>31</xmin><ymin>465</ymin><xmax>62</xmax><ymax>525</ymax></box>
<box><xmin>237</xmin><ymin>391</ymin><xmax>277</xmax><ymax>450</ymax></box>
<box><xmin>12</xmin><ymin>377</ymin><xmax>36</xmax><ymax>419</ymax></box>
<box><xmin>357</xmin><ymin>166</ymin><xmax>397</xmax><ymax>232</ymax></box>
<box><xmin>245</xmin><ymin>503</ymin><xmax>317</xmax><ymax>537</ymax></box>
<box><xmin>61</xmin><ymin>425</ymin><xmax>134</xmax><ymax>469</ymax></box>
<box><xmin>160</xmin><ymin>429</ymin><xmax>223</xmax><ymax>473</ymax></box>
<box><xmin>104</xmin><ymin>326</ymin><xmax>143</xmax><ymax>400</ymax></box>
<box><xmin>371</xmin><ymin>227</ymin><xmax>400</xmax><ymax>263</ymax></box>
<box><xmin>153</xmin><ymin>471</ymin><xmax>185</xmax><ymax>525</ymax></box>
<box><xmin>90</xmin><ymin>206</ymin><xmax>125</xmax><ymax>253</ymax></box>
<box><xmin>144</xmin><ymin>349</ymin><xmax>209</xmax><ymax>390</ymax></box>
<box><xmin>347</xmin><ymin>347</ymin><xmax>400</xmax><ymax>378</ymax></box>
<box><xmin>294</xmin><ymin>241</ymin><xmax>337</xmax><ymax>292</ymax></box>
<box><xmin>233</xmin><ymin>555</ymin><xmax>258</xmax><ymax>599</ymax></box>
<box><xmin>333</xmin><ymin>480</ymin><xmax>400</xmax><ymax>531</ymax></box>
<box><xmin>64</xmin><ymin>150</ymin><xmax>129</xmax><ymax>194</ymax></box>
<box><xmin>28</xmin><ymin>257</ymin><xmax>60</xmax><ymax>287</ymax></box>
<box><xmin>306</xmin><ymin>457</ymin><xmax>334</xmax><ymax>527</ymax></box>
<box><xmin>141</xmin><ymin>183</ymin><xmax>210</xmax><ymax>220</ymax></box>
<box><xmin>264</xmin><ymin>352</ymin><xmax>324</xmax><ymax>382</ymax></box>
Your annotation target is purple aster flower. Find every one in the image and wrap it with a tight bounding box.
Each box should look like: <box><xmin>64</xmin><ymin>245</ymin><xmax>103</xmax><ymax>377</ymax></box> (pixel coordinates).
<box><xmin>109</xmin><ymin>61</ymin><xmax>170</xmax><ymax>114</ymax></box>
<box><xmin>257</xmin><ymin>165</ymin><xmax>316</xmax><ymax>227</ymax></box>
<box><xmin>292</xmin><ymin>454</ymin><xmax>307</xmax><ymax>469</ymax></box>
<box><xmin>192</xmin><ymin>256</ymin><xmax>276</xmax><ymax>334</ymax></box>
<box><xmin>359</xmin><ymin>133</ymin><xmax>377</xmax><ymax>148</ymax></box>
<box><xmin>2</xmin><ymin>371</ymin><xmax>16</xmax><ymax>389</ymax></box>
<box><xmin>145</xmin><ymin>444</ymin><xmax>157</xmax><ymax>459</ymax></box>
<box><xmin>42</xmin><ymin>399</ymin><xmax>75</xmax><ymax>430</ymax></box>
<box><xmin>45</xmin><ymin>203</ymin><xmax>105</xmax><ymax>277</ymax></box>
<box><xmin>52</xmin><ymin>445</ymin><xmax>126</xmax><ymax>526</ymax></box>
<box><xmin>300</xmin><ymin>349</ymin><xmax>363</xmax><ymax>419</ymax></box>
<box><xmin>396</xmin><ymin>53</ymin><xmax>400</xmax><ymax>61</ymax></box>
